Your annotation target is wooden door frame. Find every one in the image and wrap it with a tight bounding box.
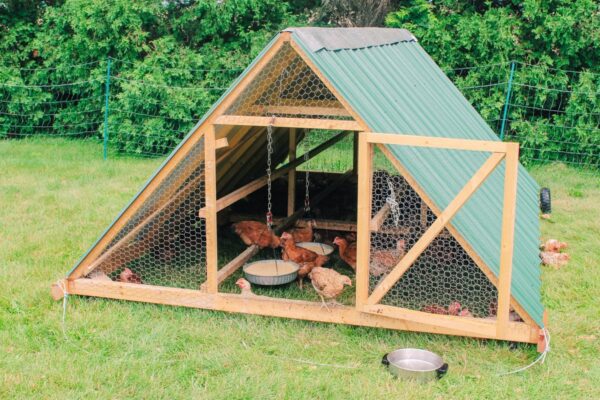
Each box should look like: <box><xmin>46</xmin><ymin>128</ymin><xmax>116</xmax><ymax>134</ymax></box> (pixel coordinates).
<box><xmin>355</xmin><ymin>132</ymin><xmax>534</xmax><ymax>340</ymax></box>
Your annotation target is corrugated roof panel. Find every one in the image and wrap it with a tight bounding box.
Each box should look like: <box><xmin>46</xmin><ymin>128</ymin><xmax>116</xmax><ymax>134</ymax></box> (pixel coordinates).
<box><xmin>292</xmin><ymin>32</ymin><xmax>544</xmax><ymax>326</ymax></box>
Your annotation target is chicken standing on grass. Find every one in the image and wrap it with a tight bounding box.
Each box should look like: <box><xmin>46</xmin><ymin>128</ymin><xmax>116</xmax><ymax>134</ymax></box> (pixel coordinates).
<box><xmin>308</xmin><ymin>267</ymin><xmax>352</xmax><ymax>309</ymax></box>
<box><xmin>333</xmin><ymin>236</ymin><xmax>357</xmax><ymax>271</ymax></box>
<box><xmin>232</xmin><ymin>221</ymin><xmax>280</xmax><ymax>249</ymax></box>
<box><xmin>235</xmin><ymin>278</ymin><xmax>255</xmax><ymax>296</ymax></box>
<box><xmin>541</xmin><ymin>239</ymin><xmax>568</xmax><ymax>253</ymax></box>
<box><xmin>539</xmin><ymin>238</ymin><xmax>569</xmax><ymax>268</ymax></box>
<box><xmin>280</xmin><ymin>232</ymin><xmax>328</xmax><ymax>266</ymax></box>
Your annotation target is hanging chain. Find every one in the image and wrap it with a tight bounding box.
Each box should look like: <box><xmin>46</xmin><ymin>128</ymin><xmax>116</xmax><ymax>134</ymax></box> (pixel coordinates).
<box><xmin>266</xmin><ymin>120</ymin><xmax>274</xmax><ymax>229</ymax></box>
<box><xmin>303</xmin><ymin>135</ymin><xmax>311</xmax><ymax>214</ymax></box>
<box><xmin>386</xmin><ymin>178</ymin><xmax>401</xmax><ymax>227</ymax></box>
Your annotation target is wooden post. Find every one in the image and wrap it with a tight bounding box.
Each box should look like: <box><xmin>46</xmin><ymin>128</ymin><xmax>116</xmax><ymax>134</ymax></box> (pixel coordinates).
<box><xmin>204</xmin><ymin>125</ymin><xmax>218</xmax><ymax>293</ymax></box>
<box><xmin>353</xmin><ymin>131</ymin><xmax>359</xmax><ymax>174</ymax></box>
<box><xmin>287</xmin><ymin>128</ymin><xmax>297</xmax><ymax>216</ymax></box>
<box><xmin>497</xmin><ymin>143</ymin><xmax>519</xmax><ymax>337</ymax></box>
<box><xmin>355</xmin><ymin>133</ymin><xmax>372</xmax><ymax>307</ymax></box>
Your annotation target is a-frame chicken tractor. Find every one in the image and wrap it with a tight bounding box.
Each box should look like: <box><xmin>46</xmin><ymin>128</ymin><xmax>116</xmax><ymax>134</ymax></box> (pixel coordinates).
<box><xmin>52</xmin><ymin>28</ymin><xmax>547</xmax><ymax>351</ymax></box>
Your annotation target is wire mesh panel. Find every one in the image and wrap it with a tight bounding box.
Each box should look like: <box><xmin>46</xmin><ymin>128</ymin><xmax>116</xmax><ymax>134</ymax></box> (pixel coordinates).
<box><xmin>83</xmin><ymin>138</ymin><xmax>207</xmax><ymax>289</ymax></box>
<box><xmin>367</xmin><ymin>146</ymin><xmax>506</xmax><ymax>320</ymax></box>
<box><xmin>225</xmin><ymin>43</ymin><xmax>351</xmax><ymax>120</ymax></box>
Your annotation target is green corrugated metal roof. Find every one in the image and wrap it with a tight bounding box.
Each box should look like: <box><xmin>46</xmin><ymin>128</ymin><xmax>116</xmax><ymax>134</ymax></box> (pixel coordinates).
<box><xmin>290</xmin><ymin>28</ymin><xmax>543</xmax><ymax>326</ymax></box>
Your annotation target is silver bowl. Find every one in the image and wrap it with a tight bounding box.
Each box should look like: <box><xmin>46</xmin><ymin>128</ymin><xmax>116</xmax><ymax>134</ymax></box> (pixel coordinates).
<box><xmin>382</xmin><ymin>348</ymin><xmax>448</xmax><ymax>382</ymax></box>
<box><xmin>243</xmin><ymin>260</ymin><xmax>299</xmax><ymax>286</ymax></box>
<box><xmin>296</xmin><ymin>242</ymin><xmax>334</xmax><ymax>256</ymax></box>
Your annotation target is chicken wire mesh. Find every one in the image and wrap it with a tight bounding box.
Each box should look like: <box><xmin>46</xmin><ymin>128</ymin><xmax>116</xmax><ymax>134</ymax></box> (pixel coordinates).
<box><xmin>225</xmin><ymin>42</ymin><xmax>350</xmax><ymax>120</ymax></box>
<box><xmin>83</xmin><ymin>138</ymin><xmax>207</xmax><ymax>289</ymax></box>
<box><xmin>367</xmin><ymin>147</ymin><xmax>511</xmax><ymax>320</ymax></box>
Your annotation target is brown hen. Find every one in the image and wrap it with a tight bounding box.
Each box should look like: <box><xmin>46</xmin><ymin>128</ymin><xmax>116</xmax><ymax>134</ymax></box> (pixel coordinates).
<box><xmin>333</xmin><ymin>236</ymin><xmax>357</xmax><ymax>270</ymax></box>
<box><xmin>280</xmin><ymin>232</ymin><xmax>328</xmax><ymax>266</ymax></box>
<box><xmin>232</xmin><ymin>221</ymin><xmax>280</xmax><ymax>249</ymax></box>
<box><xmin>370</xmin><ymin>239</ymin><xmax>406</xmax><ymax>277</ymax></box>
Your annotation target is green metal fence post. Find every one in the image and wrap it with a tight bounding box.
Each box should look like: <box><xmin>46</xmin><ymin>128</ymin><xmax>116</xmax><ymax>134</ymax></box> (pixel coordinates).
<box><xmin>103</xmin><ymin>57</ymin><xmax>112</xmax><ymax>160</ymax></box>
<box><xmin>499</xmin><ymin>61</ymin><xmax>516</xmax><ymax>141</ymax></box>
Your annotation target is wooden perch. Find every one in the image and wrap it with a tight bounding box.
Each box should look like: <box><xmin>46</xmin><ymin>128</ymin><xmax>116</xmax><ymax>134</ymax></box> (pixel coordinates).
<box><xmin>369</xmin><ymin>203</ymin><xmax>391</xmax><ymax>231</ymax></box>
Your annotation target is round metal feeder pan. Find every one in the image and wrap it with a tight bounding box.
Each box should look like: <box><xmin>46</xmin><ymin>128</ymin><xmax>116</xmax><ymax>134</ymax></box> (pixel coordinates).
<box><xmin>382</xmin><ymin>348</ymin><xmax>448</xmax><ymax>382</ymax></box>
<box><xmin>296</xmin><ymin>242</ymin><xmax>334</xmax><ymax>256</ymax></box>
<box><xmin>243</xmin><ymin>260</ymin><xmax>299</xmax><ymax>286</ymax></box>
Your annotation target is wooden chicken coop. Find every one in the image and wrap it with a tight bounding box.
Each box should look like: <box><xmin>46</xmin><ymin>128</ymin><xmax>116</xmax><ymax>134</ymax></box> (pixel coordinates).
<box><xmin>52</xmin><ymin>28</ymin><xmax>547</xmax><ymax>350</ymax></box>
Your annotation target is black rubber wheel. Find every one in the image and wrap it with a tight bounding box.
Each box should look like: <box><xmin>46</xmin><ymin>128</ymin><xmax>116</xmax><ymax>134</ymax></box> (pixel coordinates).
<box><xmin>540</xmin><ymin>187</ymin><xmax>551</xmax><ymax>214</ymax></box>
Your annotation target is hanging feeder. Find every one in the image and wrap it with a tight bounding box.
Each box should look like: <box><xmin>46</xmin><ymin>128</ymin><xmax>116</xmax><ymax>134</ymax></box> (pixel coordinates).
<box><xmin>296</xmin><ymin>242</ymin><xmax>334</xmax><ymax>256</ymax></box>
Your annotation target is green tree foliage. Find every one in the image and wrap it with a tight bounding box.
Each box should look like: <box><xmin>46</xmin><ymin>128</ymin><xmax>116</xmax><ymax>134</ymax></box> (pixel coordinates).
<box><xmin>386</xmin><ymin>0</ymin><xmax>599</xmax><ymax>165</ymax></box>
<box><xmin>0</xmin><ymin>0</ymin><xmax>597</xmax><ymax>164</ymax></box>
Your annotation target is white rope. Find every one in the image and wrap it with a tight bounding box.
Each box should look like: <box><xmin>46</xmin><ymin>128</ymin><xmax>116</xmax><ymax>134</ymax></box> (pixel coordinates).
<box><xmin>497</xmin><ymin>328</ymin><xmax>551</xmax><ymax>376</ymax></box>
<box><xmin>56</xmin><ymin>280</ymin><xmax>70</xmax><ymax>336</ymax></box>
<box><xmin>270</xmin><ymin>355</ymin><xmax>359</xmax><ymax>369</ymax></box>
<box><xmin>386</xmin><ymin>178</ymin><xmax>401</xmax><ymax>227</ymax></box>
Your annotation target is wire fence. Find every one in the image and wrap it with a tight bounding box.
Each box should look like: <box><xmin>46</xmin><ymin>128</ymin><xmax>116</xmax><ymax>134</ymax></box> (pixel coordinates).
<box><xmin>1</xmin><ymin>58</ymin><xmax>598</xmax><ymax>167</ymax></box>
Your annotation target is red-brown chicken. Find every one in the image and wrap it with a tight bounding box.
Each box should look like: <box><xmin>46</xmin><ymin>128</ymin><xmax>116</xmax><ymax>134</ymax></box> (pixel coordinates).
<box><xmin>232</xmin><ymin>221</ymin><xmax>280</xmax><ymax>249</ymax></box>
<box><xmin>280</xmin><ymin>232</ymin><xmax>328</xmax><ymax>267</ymax></box>
<box><xmin>541</xmin><ymin>239</ymin><xmax>568</xmax><ymax>253</ymax></box>
<box><xmin>333</xmin><ymin>236</ymin><xmax>357</xmax><ymax>271</ymax></box>
<box><xmin>370</xmin><ymin>239</ymin><xmax>406</xmax><ymax>277</ymax></box>
<box><xmin>540</xmin><ymin>251</ymin><xmax>570</xmax><ymax>268</ymax></box>
<box><xmin>117</xmin><ymin>267</ymin><xmax>142</xmax><ymax>284</ymax></box>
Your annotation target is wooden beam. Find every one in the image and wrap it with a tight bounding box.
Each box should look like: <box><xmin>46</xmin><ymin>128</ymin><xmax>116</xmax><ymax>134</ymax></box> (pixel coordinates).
<box><xmin>353</xmin><ymin>132</ymin><xmax>359</xmax><ymax>174</ymax></box>
<box><xmin>67</xmin><ymin>33</ymin><xmax>291</xmax><ymax>281</ymax></box>
<box><xmin>365</xmin><ymin>132</ymin><xmax>510</xmax><ymax>153</ymax></box>
<box><xmin>246</xmin><ymin>105</ymin><xmax>351</xmax><ymax>117</ymax></box>
<box><xmin>287</xmin><ymin>128</ymin><xmax>297</xmax><ymax>216</ymax></box>
<box><xmin>369</xmin><ymin>203</ymin><xmax>391</xmax><ymax>231</ymax></box>
<box><xmin>64</xmin><ymin>278</ymin><xmax>540</xmax><ymax>344</ymax></box>
<box><xmin>362</xmin><ymin>304</ymin><xmax>537</xmax><ymax>342</ymax></box>
<box><xmin>229</xmin><ymin>215</ymin><xmax>358</xmax><ymax>233</ymax></box>
<box><xmin>204</xmin><ymin>125</ymin><xmax>218</xmax><ymax>294</ymax></box>
<box><xmin>497</xmin><ymin>143</ymin><xmax>519</xmax><ymax>338</ymax></box>
<box><xmin>215</xmin><ymin>137</ymin><xmax>229</xmax><ymax>149</ymax></box>
<box><xmin>367</xmin><ymin>152</ymin><xmax>505</xmax><ymax>306</ymax></box>
<box><xmin>355</xmin><ymin>134</ymin><xmax>373</xmax><ymax>308</ymax></box>
<box><xmin>375</xmin><ymin>144</ymin><xmax>538</xmax><ymax>328</ymax></box>
<box><xmin>214</xmin><ymin>115</ymin><xmax>361</xmax><ymax>131</ymax></box>
<box><xmin>215</xmin><ymin>245</ymin><xmax>259</xmax><ymax>287</ymax></box>
<box><xmin>198</xmin><ymin>131</ymin><xmax>351</xmax><ymax>217</ymax></box>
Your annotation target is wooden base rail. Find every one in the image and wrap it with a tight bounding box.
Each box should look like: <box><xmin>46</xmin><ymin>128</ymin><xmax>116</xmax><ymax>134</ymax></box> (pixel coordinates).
<box><xmin>54</xmin><ymin>278</ymin><xmax>540</xmax><ymax>346</ymax></box>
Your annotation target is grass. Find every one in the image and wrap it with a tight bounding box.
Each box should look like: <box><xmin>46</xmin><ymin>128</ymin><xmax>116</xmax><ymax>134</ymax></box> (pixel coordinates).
<box><xmin>1</xmin><ymin>137</ymin><xmax>599</xmax><ymax>399</ymax></box>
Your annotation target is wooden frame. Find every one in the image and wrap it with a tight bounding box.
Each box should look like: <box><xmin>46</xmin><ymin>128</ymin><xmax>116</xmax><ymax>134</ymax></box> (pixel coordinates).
<box><xmin>355</xmin><ymin>132</ymin><xmax>542</xmax><ymax>346</ymax></box>
<box><xmin>56</xmin><ymin>31</ymin><xmax>544</xmax><ymax>350</ymax></box>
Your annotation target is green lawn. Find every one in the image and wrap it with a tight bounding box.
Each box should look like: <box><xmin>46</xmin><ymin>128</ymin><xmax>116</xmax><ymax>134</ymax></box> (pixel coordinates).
<box><xmin>1</xmin><ymin>137</ymin><xmax>599</xmax><ymax>399</ymax></box>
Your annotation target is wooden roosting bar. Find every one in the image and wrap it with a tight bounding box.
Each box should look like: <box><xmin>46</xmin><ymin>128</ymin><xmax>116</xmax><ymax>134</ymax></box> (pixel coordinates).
<box><xmin>52</xmin><ymin>28</ymin><xmax>547</xmax><ymax>351</ymax></box>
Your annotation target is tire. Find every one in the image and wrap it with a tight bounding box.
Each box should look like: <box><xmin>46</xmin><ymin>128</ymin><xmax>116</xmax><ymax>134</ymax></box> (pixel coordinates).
<box><xmin>540</xmin><ymin>187</ymin><xmax>551</xmax><ymax>214</ymax></box>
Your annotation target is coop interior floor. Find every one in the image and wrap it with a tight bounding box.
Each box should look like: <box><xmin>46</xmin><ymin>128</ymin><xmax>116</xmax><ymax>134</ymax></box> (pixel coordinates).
<box><xmin>217</xmin><ymin>229</ymin><xmax>357</xmax><ymax>306</ymax></box>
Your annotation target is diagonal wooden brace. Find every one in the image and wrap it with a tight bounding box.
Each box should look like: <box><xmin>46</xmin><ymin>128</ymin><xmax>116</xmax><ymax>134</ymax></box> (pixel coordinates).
<box><xmin>366</xmin><ymin>152</ymin><xmax>505</xmax><ymax>305</ymax></box>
